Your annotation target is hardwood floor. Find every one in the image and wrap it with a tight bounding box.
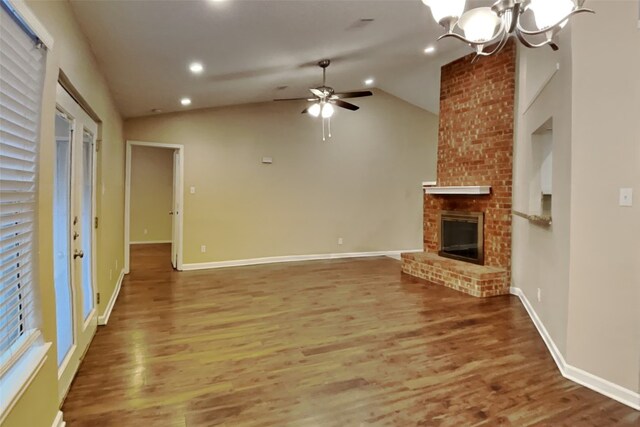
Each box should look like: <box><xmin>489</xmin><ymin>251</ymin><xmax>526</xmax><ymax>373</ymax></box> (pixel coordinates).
<box><xmin>62</xmin><ymin>244</ymin><xmax>638</xmax><ymax>426</ymax></box>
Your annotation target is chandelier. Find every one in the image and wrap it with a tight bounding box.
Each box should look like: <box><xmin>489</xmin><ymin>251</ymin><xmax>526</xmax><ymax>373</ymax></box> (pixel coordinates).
<box><xmin>421</xmin><ymin>0</ymin><xmax>594</xmax><ymax>60</ymax></box>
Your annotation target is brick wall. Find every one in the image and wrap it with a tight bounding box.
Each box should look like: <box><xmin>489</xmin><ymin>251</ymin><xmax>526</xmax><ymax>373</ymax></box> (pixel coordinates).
<box><xmin>424</xmin><ymin>41</ymin><xmax>516</xmax><ymax>271</ymax></box>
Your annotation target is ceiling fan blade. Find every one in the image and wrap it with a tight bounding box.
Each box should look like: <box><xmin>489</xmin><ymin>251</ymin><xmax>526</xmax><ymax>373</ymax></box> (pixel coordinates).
<box><xmin>274</xmin><ymin>97</ymin><xmax>313</xmax><ymax>102</ymax></box>
<box><xmin>310</xmin><ymin>88</ymin><xmax>324</xmax><ymax>98</ymax></box>
<box><xmin>332</xmin><ymin>99</ymin><xmax>360</xmax><ymax>111</ymax></box>
<box><xmin>333</xmin><ymin>90</ymin><xmax>373</xmax><ymax>99</ymax></box>
<box><xmin>301</xmin><ymin>106</ymin><xmax>311</xmax><ymax>114</ymax></box>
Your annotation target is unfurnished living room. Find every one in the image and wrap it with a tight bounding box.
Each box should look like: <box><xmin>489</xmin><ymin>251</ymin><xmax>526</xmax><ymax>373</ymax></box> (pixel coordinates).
<box><xmin>0</xmin><ymin>0</ymin><xmax>639</xmax><ymax>426</ymax></box>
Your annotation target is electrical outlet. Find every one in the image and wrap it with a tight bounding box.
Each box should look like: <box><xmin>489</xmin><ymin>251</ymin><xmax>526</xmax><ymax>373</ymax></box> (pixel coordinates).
<box><xmin>201</xmin><ymin>245</ymin><xmax>206</xmax><ymax>253</ymax></box>
<box><xmin>338</xmin><ymin>237</ymin><xmax>343</xmax><ymax>245</ymax></box>
<box><xmin>537</xmin><ymin>288</ymin><xmax>542</xmax><ymax>302</ymax></box>
<box><xmin>190</xmin><ymin>186</ymin><xmax>196</xmax><ymax>194</ymax></box>
<box><xmin>619</xmin><ymin>188</ymin><xmax>633</xmax><ymax>207</ymax></box>
<box><xmin>144</xmin><ymin>228</ymin><xmax>148</xmax><ymax>235</ymax></box>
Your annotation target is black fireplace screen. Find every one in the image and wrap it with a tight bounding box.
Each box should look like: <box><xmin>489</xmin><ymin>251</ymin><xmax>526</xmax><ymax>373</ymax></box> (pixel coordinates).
<box><xmin>438</xmin><ymin>211</ymin><xmax>484</xmax><ymax>265</ymax></box>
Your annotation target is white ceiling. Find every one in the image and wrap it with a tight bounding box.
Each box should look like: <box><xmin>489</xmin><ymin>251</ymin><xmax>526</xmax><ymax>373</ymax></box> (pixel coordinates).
<box><xmin>69</xmin><ymin>0</ymin><xmax>478</xmax><ymax>118</ymax></box>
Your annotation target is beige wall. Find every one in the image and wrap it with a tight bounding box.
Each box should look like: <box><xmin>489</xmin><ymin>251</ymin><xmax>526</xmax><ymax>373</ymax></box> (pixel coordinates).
<box><xmin>130</xmin><ymin>146</ymin><xmax>174</xmax><ymax>243</ymax></box>
<box><xmin>125</xmin><ymin>89</ymin><xmax>438</xmax><ymax>264</ymax></box>
<box><xmin>4</xmin><ymin>1</ymin><xmax>125</xmax><ymax>426</ymax></box>
<box><xmin>512</xmin><ymin>33</ymin><xmax>572</xmax><ymax>355</ymax></box>
<box><xmin>513</xmin><ymin>0</ymin><xmax>640</xmax><ymax>396</ymax></box>
<box><xmin>567</xmin><ymin>1</ymin><xmax>640</xmax><ymax>392</ymax></box>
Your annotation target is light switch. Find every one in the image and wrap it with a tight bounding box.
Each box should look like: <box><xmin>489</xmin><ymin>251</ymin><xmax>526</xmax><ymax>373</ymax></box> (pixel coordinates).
<box><xmin>190</xmin><ymin>186</ymin><xmax>195</xmax><ymax>194</ymax></box>
<box><xmin>262</xmin><ymin>157</ymin><xmax>273</xmax><ymax>164</ymax></box>
<box><xmin>619</xmin><ymin>188</ymin><xmax>633</xmax><ymax>207</ymax></box>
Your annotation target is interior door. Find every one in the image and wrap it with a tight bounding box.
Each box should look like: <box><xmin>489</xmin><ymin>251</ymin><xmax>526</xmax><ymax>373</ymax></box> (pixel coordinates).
<box><xmin>55</xmin><ymin>83</ymin><xmax>98</xmax><ymax>401</ymax></box>
<box><xmin>171</xmin><ymin>150</ymin><xmax>179</xmax><ymax>269</ymax></box>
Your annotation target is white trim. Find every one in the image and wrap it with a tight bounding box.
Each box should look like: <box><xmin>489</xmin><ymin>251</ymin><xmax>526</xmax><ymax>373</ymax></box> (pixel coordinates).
<box><xmin>130</xmin><ymin>240</ymin><xmax>172</xmax><ymax>245</ymax></box>
<box><xmin>125</xmin><ymin>140</ymin><xmax>184</xmax><ymax>274</ymax></box>
<box><xmin>182</xmin><ymin>250</ymin><xmax>421</xmax><ymax>271</ymax></box>
<box><xmin>510</xmin><ymin>286</ymin><xmax>640</xmax><ymax>410</ymax></box>
<box><xmin>4</xmin><ymin>0</ymin><xmax>54</xmax><ymax>48</ymax></box>
<box><xmin>51</xmin><ymin>411</ymin><xmax>65</xmax><ymax>427</ymax></box>
<box><xmin>98</xmin><ymin>268</ymin><xmax>124</xmax><ymax>326</ymax></box>
<box><xmin>0</xmin><ymin>329</ymin><xmax>40</xmax><ymax>377</ymax></box>
<box><xmin>522</xmin><ymin>63</ymin><xmax>560</xmax><ymax>116</ymax></box>
<box><xmin>424</xmin><ymin>186</ymin><xmax>491</xmax><ymax>195</ymax></box>
<box><xmin>422</xmin><ymin>181</ymin><xmax>437</xmax><ymax>187</ymax></box>
<box><xmin>0</xmin><ymin>338</ymin><xmax>51</xmax><ymax>424</ymax></box>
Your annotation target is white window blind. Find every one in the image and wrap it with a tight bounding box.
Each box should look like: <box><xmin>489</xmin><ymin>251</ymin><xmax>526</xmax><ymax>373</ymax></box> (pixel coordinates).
<box><xmin>0</xmin><ymin>0</ymin><xmax>46</xmax><ymax>372</ymax></box>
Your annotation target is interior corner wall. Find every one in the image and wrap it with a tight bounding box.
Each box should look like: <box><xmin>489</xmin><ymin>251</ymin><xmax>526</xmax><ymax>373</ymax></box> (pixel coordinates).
<box><xmin>124</xmin><ymin>89</ymin><xmax>438</xmax><ymax>264</ymax></box>
<box><xmin>3</xmin><ymin>1</ymin><xmax>125</xmax><ymax>426</ymax></box>
<box><xmin>566</xmin><ymin>0</ymin><xmax>640</xmax><ymax>392</ymax></box>
<box><xmin>513</xmin><ymin>0</ymin><xmax>640</xmax><ymax>398</ymax></box>
<box><xmin>512</xmin><ymin>35</ymin><xmax>572</xmax><ymax>356</ymax></box>
<box><xmin>130</xmin><ymin>146</ymin><xmax>173</xmax><ymax>243</ymax></box>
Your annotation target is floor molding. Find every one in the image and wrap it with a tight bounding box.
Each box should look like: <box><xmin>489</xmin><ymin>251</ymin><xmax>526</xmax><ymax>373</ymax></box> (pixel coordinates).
<box><xmin>510</xmin><ymin>286</ymin><xmax>640</xmax><ymax>411</ymax></box>
<box><xmin>182</xmin><ymin>249</ymin><xmax>423</xmax><ymax>271</ymax></box>
<box><xmin>130</xmin><ymin>240</ymin><xmax>171</xmax><ymax>245</ymax></box>
<box><xmin>98</xmin><ymin>268</ymin><xmax>125</xmax><ymax>326</ymax></box>
<box><xmin>51</xmin><ymin>410</ymin><xmax>65</xmax><ymax>427</ymax></box>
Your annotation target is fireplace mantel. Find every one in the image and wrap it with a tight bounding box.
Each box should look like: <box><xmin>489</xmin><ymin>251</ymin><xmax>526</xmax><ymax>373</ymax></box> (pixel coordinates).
<box><xmin>423</xmin><ymin>185</ymin><xmax>491</xmax><ymax>195</ymax></box>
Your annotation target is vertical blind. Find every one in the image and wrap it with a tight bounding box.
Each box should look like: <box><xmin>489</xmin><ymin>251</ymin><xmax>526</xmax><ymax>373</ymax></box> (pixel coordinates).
<box><xmin>0</xmin><ymin>1</ymin><xmax>46</xmax><ymax>366</ymax></box>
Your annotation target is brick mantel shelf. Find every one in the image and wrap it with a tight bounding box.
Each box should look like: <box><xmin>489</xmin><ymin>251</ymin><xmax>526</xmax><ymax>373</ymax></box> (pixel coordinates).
<box><xmin>424</xmin><ymin>186</ymin><xmax>491</xmax><ymax>195</ymax></box>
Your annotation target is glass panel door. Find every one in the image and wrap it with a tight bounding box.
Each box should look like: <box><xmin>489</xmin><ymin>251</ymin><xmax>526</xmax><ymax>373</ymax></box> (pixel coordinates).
<box><xmin>55</xmin><ymin>83</ymin><xmax>99</xmax><ymax>401</ymax></box>
<box><xmin>80</xmin><ymin>130</ymin><xmax>94</xmax><ymax>320</ymax></box>
<box><xmin>53</xmin><ymin>111</ymin><xmax>74</xmax><ymax>366</ymax></box>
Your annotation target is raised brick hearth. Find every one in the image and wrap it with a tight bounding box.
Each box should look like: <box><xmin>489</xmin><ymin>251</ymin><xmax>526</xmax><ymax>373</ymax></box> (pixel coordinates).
<box><xmin>402</xmin><ymin>41</ymin><xmax>515</xmax><ymax>297</ymax></box>
<box><xmin>401</xmin><ymin>252</ymin><xmax>509</xmax><ymax>297</ymax></box>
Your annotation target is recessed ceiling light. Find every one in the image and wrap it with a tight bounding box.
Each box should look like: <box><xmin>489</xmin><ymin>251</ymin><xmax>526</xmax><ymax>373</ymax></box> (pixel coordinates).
<box><xmin>424</xmin><ymin>45</ymin><xmax>436</xmax><ymax>54</ymax></box>
<box><xmin>189</xmin><ymin>62</ymin><xmax>204</xmax><ymax>74</ymax></box>
<box><xmin>180</xmin><ymin>98</ymin><xmax>191</xmax><ymax>106</ymax></box>
<box><xmin>364</xmin><ymin>78</ymin><xmax>374</xmax><ymax>86</ymax></box>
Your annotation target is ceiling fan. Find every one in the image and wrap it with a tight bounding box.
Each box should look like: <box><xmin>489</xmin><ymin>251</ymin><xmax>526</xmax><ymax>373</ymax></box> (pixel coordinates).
<box><xmin>274</xmin><ymin>59</ymin><xmax>373</xmax><ymax>140</ymax></box>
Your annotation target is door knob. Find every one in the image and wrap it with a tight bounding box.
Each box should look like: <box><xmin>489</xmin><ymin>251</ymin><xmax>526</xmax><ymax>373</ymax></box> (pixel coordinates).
<box><xmin>169</xmin><ymin>211</ymin><xmax>174</xmax><ymax>215</ymax></box>
<box><xmin>73</xmin><ymin>250</ymin><xmax>84</xmax><ymax>259</ymax></box>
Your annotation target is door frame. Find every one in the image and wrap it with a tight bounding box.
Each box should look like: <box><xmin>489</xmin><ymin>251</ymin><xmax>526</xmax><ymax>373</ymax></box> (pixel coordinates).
<box><xmin>55</xmin><ymin>83</ymin><xmax>99</xmax><ymax>402</ymax></box>
<box><xmin>124</xmin><ymin>140</ymin><xmax>185</xmax><ymax>273</ymax></box>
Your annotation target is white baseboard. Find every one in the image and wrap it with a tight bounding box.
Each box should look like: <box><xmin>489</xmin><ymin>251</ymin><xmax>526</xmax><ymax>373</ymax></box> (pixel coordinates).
<box><xmin>51</xmin><ymin>410</ymin><xmax>65</xmax><ymax>427</ymax></box>
<box><xmin>510</xmin><ymin>286</ymin><xmax>640</xmax><ymax>411</ymax></box>
<box><xmin>130</xmin><ymin>240</ymin><xmax>171</xmax><ymax>245</ymax></box>
<box><xmin>98</xmin><ymin>268</ymin><xmax>124</xmax><ymax>326</ymax></box>
<box><xmin>181</xmin><ymin>249</ymin><xmax>423</xmax><ymax>271</ymax></box>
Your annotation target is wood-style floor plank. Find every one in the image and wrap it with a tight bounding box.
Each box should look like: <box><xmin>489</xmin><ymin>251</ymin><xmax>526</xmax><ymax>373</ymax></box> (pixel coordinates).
<box><xmin>61</xmin><ymin>244</ymin><xmax>639</xmax><ymax>426</ymax></box>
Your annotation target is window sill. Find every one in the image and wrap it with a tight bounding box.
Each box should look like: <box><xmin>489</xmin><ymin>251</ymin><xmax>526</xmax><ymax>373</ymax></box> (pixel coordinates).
<box><xmin>0</xmin><ymin>331</ymin><xmax>51</xmax><ymax>423</ymax></box>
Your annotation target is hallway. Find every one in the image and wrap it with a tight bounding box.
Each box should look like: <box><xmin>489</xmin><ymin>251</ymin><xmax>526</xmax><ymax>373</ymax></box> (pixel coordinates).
<box><xmin>61</xmin><ymin>244</ymin><xmax>638</xmax><ymax>426</ymax></box>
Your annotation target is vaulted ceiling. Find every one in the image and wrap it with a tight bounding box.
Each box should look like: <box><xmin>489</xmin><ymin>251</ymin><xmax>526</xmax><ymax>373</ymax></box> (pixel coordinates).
<box><xmin>69</xmin><ymin>0</ymin><xmax>479</xmax><ymax>118</ymax></box>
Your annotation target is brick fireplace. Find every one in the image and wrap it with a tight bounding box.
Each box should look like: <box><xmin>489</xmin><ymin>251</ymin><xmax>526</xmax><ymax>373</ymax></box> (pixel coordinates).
<box><xmin>402</xmin><ymin>41</ymin><xmax>516</xmax><ymax>297</ymax></box>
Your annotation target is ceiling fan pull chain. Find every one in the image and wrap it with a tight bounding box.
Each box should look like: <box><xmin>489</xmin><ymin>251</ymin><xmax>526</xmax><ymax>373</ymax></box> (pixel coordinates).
<box><xmin>322</xmin><ymin>118</ymin><xmax>326</xmax><ymax>141</ymax></box>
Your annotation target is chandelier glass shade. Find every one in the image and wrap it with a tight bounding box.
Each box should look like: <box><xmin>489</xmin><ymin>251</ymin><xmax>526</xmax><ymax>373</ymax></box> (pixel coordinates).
<box><xmin>421</xmin><ymin>0</ymin><xmax>594</xmax><ymax>60</ymax></box>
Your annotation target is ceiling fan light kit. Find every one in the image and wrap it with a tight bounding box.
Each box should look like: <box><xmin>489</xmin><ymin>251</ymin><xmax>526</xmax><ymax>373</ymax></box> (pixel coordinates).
<box><xmin>274</xmin><ymin>59</ymin><xmax>373</xmax><ymax>141</ymax></box>
<box><xmin>421</xmin><ymin>0</ymin><xmax>594</xmax><ymax>60</ymax></box>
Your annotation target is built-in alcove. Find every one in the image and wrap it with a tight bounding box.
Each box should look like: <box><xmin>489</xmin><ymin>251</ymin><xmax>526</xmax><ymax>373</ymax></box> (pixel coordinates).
<box><xmin>528</xmin><ymin>118</ymin><xmax>553</xmax><ymax>222</ymax></box>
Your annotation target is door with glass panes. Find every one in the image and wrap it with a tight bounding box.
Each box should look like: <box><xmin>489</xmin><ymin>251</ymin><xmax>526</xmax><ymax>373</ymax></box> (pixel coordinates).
<box><xmin>54</xmin><ymin>83</ymin><xmax>98</xmax><ymax>401</ymax></box>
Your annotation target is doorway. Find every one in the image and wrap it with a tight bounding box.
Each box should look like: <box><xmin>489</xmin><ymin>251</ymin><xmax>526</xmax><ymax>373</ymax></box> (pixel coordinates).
<box><xmin>54</xmin><ymin>83</ymin><xmax>98</xmax><ymax>401</ymax></box>
<box><xmin>124</xmin><ymin>141</ymin><xmax>184</xmax><ymax>273</ymax></box>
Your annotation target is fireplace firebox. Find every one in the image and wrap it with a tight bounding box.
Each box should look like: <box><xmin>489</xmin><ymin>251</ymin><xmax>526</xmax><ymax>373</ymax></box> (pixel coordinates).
<box><xmin>438</xmin><ymin>211</ymin><xmax>484</xmax><ymax>265</ymax></box>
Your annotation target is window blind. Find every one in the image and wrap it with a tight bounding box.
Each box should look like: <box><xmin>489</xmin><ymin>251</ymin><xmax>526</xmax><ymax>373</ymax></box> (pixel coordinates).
<box><xmin>0</xmin><ymin>1</ymin><xmax>46</xmax><ymax>370</ymax></box>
